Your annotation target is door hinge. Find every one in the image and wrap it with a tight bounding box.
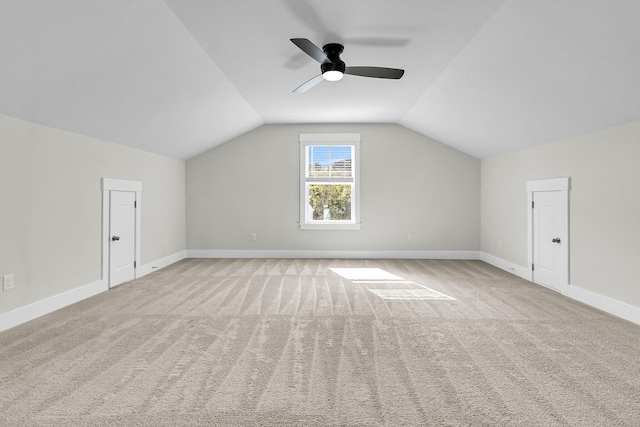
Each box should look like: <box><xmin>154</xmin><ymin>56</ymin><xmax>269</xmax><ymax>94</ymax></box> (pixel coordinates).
<box><xmin>532</xmin><ymin>263</ymin><xmax>534</xmax><ymax>271</ymax></box>
<box><xmin>134</xmin><ymin>261</ymin><xmax>136</xmax><ymax>268</ymax></box>
<box><xmin>532</xmin><ymin>201</ymin><xmax>534</xmax><ymax>209</ymax></box>
<box><xmin>134</xmin><ymin>201</ymin><xmax>137</xmax><ymax>208</ymax></box>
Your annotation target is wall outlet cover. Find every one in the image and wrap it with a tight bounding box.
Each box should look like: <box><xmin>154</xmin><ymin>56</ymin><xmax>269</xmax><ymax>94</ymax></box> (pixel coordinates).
<box><xmin>3</xmin><ymin>274</ymin><xmax>15</xmax><ymax>291</ymax></box>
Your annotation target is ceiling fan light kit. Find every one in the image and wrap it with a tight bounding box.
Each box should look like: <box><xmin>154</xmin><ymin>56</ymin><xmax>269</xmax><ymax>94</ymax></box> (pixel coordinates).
<box><xmin>323</xmin><ymin>70</ymin><xmax>344</xmax><ymax>81</ymax></box>
<box><xmin>290</xmin><ymin>38</ymin><xmax>404</xmax><ymax>93</ymax></box>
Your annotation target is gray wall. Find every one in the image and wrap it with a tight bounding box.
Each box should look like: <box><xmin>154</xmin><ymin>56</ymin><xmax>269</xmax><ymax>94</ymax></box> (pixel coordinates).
<box><xmin>186</xmin><ymin>123</ymin><xmax>480</xmax><ymax>252</ymax></box>
<box><xmin>0</xmin><ymin>114</ymin><xmax>186</xmax><ymax>315</ymax></box>
<box><xmin>4</xmin><ymin>111</ymin><xmax>637</xmax><ymax>319</ymax></box>
<box><xmin>481</xmin><ymin>120</ymin><xmax>640</xmax><ymax>307</ymax></box>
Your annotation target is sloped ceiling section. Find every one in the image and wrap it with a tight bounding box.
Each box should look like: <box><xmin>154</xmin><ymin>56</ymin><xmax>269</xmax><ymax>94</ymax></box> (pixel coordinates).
<box><xmin>0</xmin><ymin>0</ymin><xmax>263</xmax><ymax>159</ymax></box>
<box><xmin>1</xmin><ymin>1</ymin><xmax>639</xmax><ymax>160</ymax></box>
<box><xmin>400</xmin><ymin>0</ymin><xmax>640</xmax><ymax>158</ymax></box>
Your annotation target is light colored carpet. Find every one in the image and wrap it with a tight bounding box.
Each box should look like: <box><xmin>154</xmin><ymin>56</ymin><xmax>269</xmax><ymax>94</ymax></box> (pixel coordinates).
<box><xmin>1</xmin><ymin>258</ymin><xmax>639</xmax><ymax>426</ymax></box>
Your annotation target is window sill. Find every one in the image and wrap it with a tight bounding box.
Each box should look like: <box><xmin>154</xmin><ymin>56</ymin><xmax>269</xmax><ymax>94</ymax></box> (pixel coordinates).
<box><xmin>300</xmin><ymin>223</ymin><xmax>361</xmax><ymax>231</ymax></box>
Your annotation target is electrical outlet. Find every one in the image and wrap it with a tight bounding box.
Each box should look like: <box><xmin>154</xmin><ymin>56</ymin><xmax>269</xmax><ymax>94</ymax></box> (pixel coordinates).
<box><xmin>3</xmin><ymin>274</ymin><xmax>15</xmax><ymax>291</ymax></box>
<box><xmin>498</xmin><ymin>239</ymin><xmax>503</xmax><ymax>249</ymax></box>
<box><xmin>250</xmin><ymin>233</ymin><xmax>257</xmax><ymax>241</ymax></box>
<box><xmin>407</xmin><ymin>233</ymin><xmax>414</xmax><ymax>242</ymax></box>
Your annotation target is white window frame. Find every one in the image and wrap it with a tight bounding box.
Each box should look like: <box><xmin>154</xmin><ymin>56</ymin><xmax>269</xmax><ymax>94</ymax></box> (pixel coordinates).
<box><xmin>299</xmin><ymin>133</ymin><xmax>361</xmax><ymax>230</ymax></box>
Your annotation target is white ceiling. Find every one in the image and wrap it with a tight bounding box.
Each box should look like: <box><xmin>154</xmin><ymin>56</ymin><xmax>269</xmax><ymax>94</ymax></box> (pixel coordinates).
<box><xmin>1</xmin><ymin>0</ymin><xmax>639</xmax><ymax>160</ymax></box>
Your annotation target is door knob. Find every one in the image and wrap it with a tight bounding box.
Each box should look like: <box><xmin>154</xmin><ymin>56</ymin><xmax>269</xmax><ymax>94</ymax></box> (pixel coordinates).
<box><xmin>112</xmin><ymin>236</ymin><xmax>120</xmax><ymax>241</ymax></box>
<box><xmin>551</xmin><ymin>237</ymin><xmax>561</xmax><ymax>243</ymax></box>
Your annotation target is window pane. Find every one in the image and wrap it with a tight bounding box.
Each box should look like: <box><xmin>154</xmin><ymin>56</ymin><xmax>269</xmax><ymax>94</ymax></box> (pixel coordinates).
<box><xmin>308</xmin><ymin>184</ymin><xmax>352</xmax><ymax>221</ymax></box>
<box><xmin>307</xmin><ymin>146</ymin><xmax>352</xmax><ymax>178</ymax></box>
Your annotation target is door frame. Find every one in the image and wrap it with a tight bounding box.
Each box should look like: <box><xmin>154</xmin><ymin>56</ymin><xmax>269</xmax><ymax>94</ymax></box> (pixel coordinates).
<box><xmin>101</xmin><ymin>178</ymin><xmax>141</xmax><ymax>287</ymax></box>
<box><xmin>526</xmin><ymin>177</ymin><xmax>570</xmax><ymax>292</ymax></box>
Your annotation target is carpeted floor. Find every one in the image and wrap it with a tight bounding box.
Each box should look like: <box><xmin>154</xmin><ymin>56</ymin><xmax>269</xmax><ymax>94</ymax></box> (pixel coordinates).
<box><xmin>1</xmin><ymin>258</ymin><xmax>639</xmax><ymax>426</ymax></box>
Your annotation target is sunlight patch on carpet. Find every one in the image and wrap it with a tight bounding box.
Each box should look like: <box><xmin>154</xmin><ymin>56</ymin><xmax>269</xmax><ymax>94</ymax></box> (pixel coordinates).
<box><xmin>329</xmin><ymin>267</ymin><xmax>455</xmax><ymax>301</ymax></box>
<box><xmin>367</xmin><ymin>288</ymin><xmax>455</xmax><ymax>301</ymax></box>
<box><xmin>329</xmin><ymin>268</ymin><xmax>404</xmax><ymax>281</ymax></box>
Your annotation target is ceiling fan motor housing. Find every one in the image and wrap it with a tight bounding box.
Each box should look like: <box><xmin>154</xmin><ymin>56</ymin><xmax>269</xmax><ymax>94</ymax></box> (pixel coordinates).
<box><xmin>321</xmin><ymin>43</ymin><xmax>346</xmax><ymax>74</ymax></box>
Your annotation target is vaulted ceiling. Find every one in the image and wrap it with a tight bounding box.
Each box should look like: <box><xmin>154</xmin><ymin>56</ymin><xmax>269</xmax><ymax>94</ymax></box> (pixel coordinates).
<box><xmin>1</xmin><ymin>0</ymin><xmax>639</xmax><ymax>160</ymax></box>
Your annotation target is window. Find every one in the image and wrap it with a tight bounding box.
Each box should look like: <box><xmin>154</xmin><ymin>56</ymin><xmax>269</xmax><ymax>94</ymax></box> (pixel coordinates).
<box><xmin>299</xmin><ymin>133</ymin><xmax>360</xmax><ymax>230</ymax></box>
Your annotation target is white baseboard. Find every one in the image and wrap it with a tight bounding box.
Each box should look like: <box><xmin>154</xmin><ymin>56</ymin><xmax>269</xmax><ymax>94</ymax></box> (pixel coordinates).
<box><xmin>137</xmin><ymin>250</ymin><xmax>187</xmax><ymax>278</ymax></box>
<box><xmin>0</xmin><ymin>251</ymin><xmax>187</xmax><ymax>333</ymax></box>
<box><xmin>479</xmin><ymin>252</ymin><xmax>532</xmax><ymax>281</ymax></box>
<box><xmin>0</xmin><ymin>279</ymin><xmax>107</xmax><ymax>333</ymax></box>
<box><xmin>479</xmin><ymin>251</ymin><xmax>640</xmax><ymax>327</ymax></box>
<box><xmin>4</xmin><ymin>250</ymin><xmax>636</xmax><ymax>333</ymax></box>
<box><xmin>186</xmin><ymin>249</ymin><xmax>481</xmax><ymax>260</ymax></box>
<box><xmin>565</xmin><ymin>285</ymin><xmax>640</xmax><ymax>326</ymax></box>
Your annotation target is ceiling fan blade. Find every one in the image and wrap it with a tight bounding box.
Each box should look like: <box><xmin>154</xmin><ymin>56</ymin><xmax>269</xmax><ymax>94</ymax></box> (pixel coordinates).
<box><xmin>290</xmin><ymin>38</ymin><xmax>330</xmax><ymax>64</ymax></box>
<box><xmin>293</xmin><ymin>74</ymin><xmax>324</xmax><ymax>93</ymax></box>
<box><xmin>345</xmin><ymin>66</ymin><xmax>405</xmax><ymax>79</ymax></box>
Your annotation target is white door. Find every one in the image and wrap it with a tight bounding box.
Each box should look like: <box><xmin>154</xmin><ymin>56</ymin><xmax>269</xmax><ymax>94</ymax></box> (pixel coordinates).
<box><xmin>532</xmin><ymin>190</ymin><xmax>566</xmax><ymax>291</ymax></box>
<box><xmin>109</xmin><ymin>191</ymin><xmax>136</xmax><ymax>287</ymax></box>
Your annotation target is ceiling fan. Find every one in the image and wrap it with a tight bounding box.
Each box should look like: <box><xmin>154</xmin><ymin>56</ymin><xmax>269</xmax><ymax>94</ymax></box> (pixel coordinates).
<box><xmin>290</xmin><ymin>38</ymin><xmax>405</xmax><ymax>93</ymax></box>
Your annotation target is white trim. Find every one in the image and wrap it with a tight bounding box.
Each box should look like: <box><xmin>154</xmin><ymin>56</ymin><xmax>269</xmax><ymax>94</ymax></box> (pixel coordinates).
<box><xmin>527</xmin><ymin>177</ymin><xmax>570</xmax><ymax>293</ymax></box>
<box><xmin>526</xmin><ymin>177</ymin><xmax>571</xmax><ymax>192</ymax></box>
<box><xmin>480</xmin><ymin>252</ymin><xmax>531</xmax><ymax>281</ymax></box>
<box><xmin>299</xmin><ymin>133</ymin><xmax>361</xmax><ymax>143</ymax></box>
<box><xmin>565</xmin><ymin>285</ymin><xmax>640</xmax><ymax>326</ymax></box>
<box><xmin>299</xmin><ymin>223</ymin><xmax>362</xmax><ymax>231</ymax></box>
<box><xmin>300</xmin><ymin>135</ymin><xmax>361</xmax><ymax>230</ymax></box>
<box><xmin>0</xmin><ymin>280</ymin><xmax>107</xmax><ymax>333</ymax></box>
<box><xmin>102</xmin><ymin>178</ymin><xmax>142</xmax><ymax>192</ymax></box>
<box><xmin>101</xmin><ymin>178</ymin><xmax>142</xmax><ymax>287</ymax></box>
<box><xmin>0</xmin><ymin>250</ymin><xmax>187</xmax><ymax>333</ymax></box>
<box><xmin>4</xmin><ymin>252</ymin><xmax>636</xmax><ymax>333</ymax></box>
<box><xmin>187</xmin><ymin>250</ymin><xmax>481</xmax><ymax>260</ymax></box>
<box><xmin>137</xmin><ymin>250</ymin><xmax>187</xmax><ymax>277</ymax></box>
<box><xmin>480</xmin><ymin>251</ymin><xmax>640</xmax><ymax>327</ymax></box>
